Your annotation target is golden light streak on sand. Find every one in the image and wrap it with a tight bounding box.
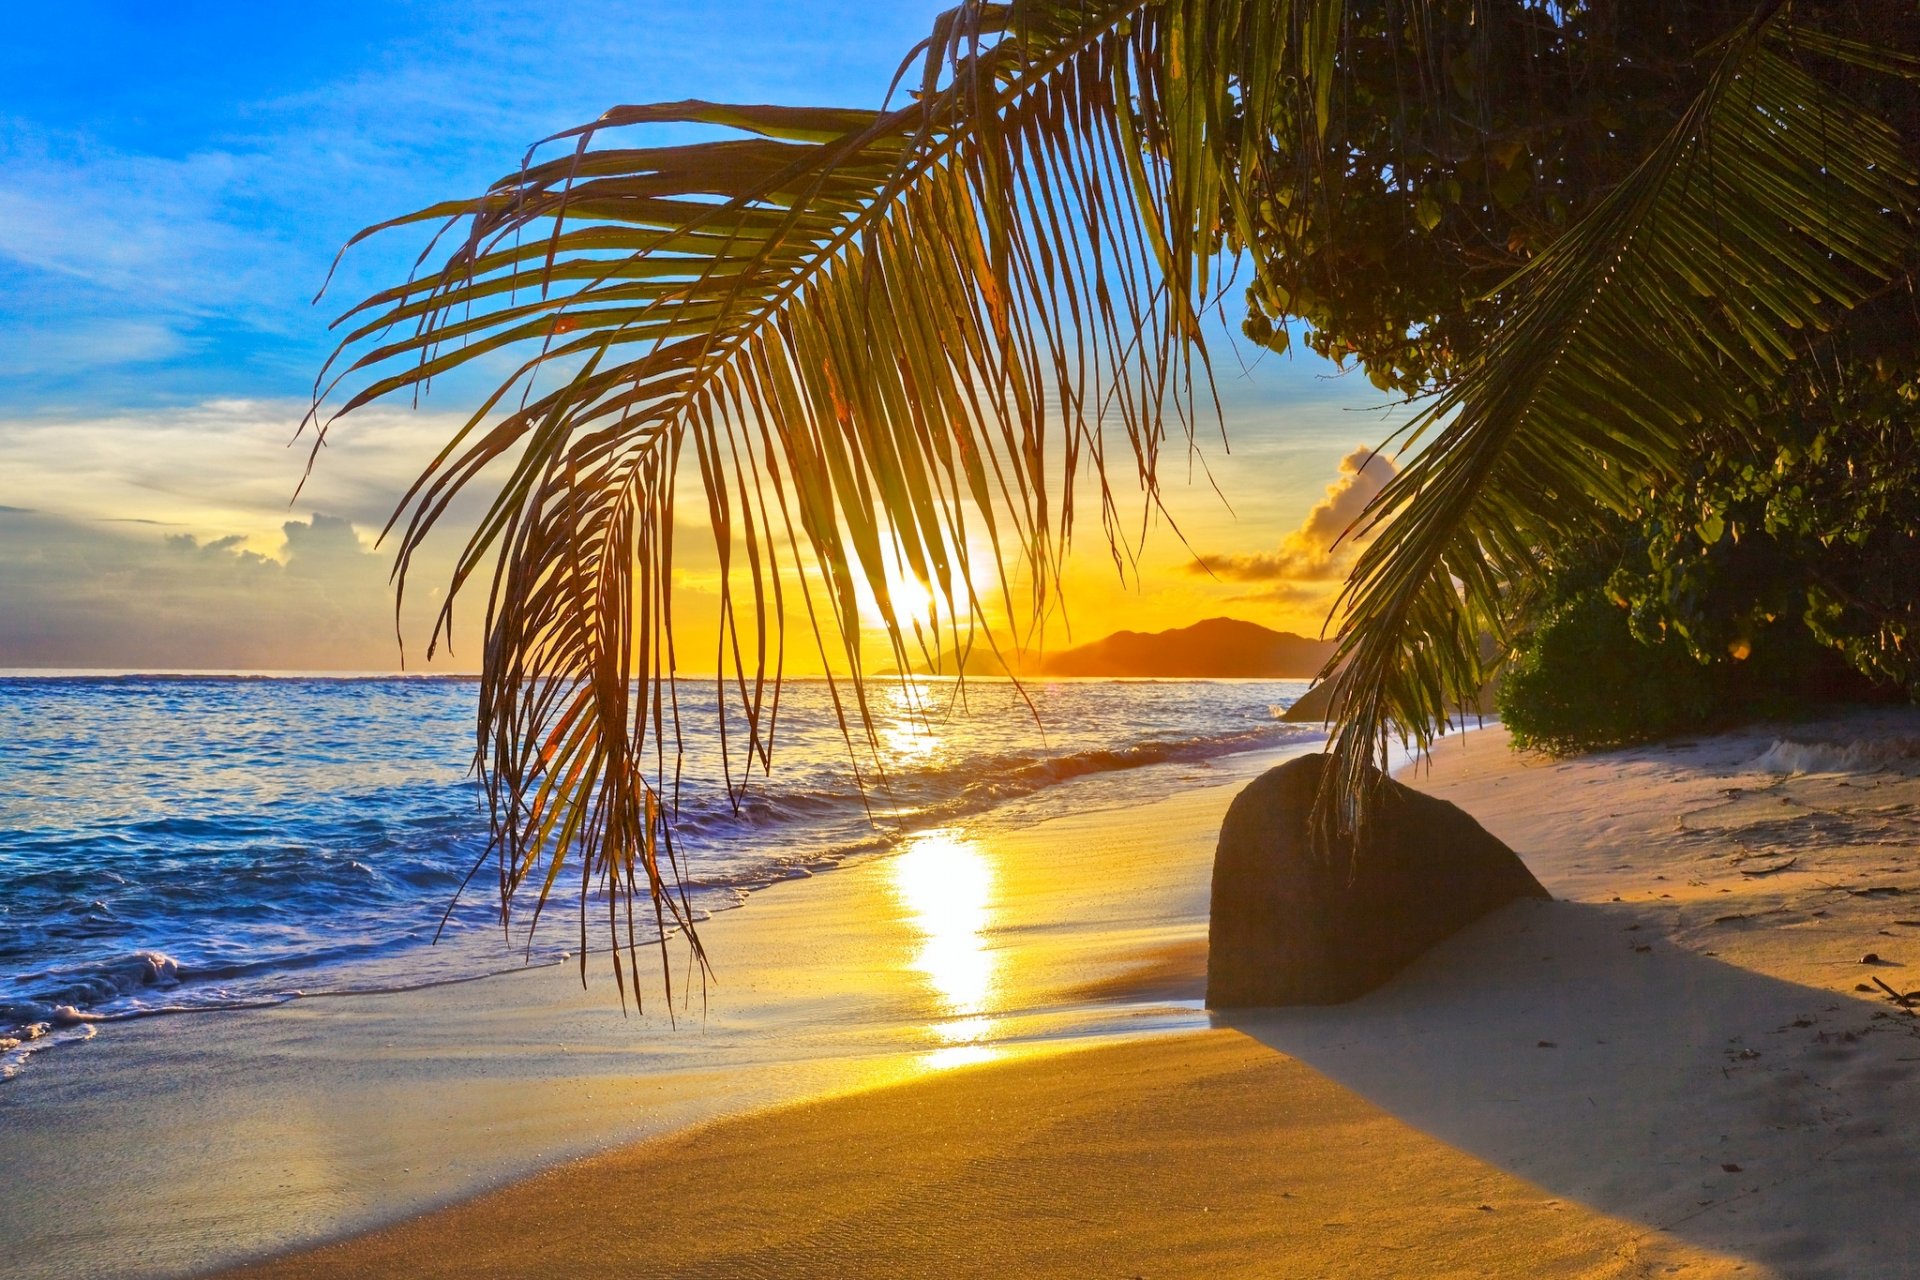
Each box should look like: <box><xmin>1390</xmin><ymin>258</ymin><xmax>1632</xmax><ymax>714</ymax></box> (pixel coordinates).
<box><xmin>890</xmin><ymin>829</ymin><xmax>1001</xmax><ymax>1056</ymax></box>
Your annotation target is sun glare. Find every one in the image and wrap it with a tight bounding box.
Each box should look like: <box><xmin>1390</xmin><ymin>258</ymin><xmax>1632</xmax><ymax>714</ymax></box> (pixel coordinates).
<box><xmin>854</xmin><ymin>552</ymin><xmax>941</xmax><ymax>634</ymax></box>
<box><xmin>877</xmin><ymin>683</ymin><xmax>942</xmax><ymax>766</ymax></box>
<box><xmin>889</xmin><ymin>830</ymin><xmax>999</xmax><ymax>1054</ymax></box>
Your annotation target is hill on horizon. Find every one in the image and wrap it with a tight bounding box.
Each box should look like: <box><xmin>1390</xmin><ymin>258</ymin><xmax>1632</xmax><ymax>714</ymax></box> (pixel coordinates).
<box><xmin>906</xmin><ymin>617</ymin><xmax>1335</xmax><ymax>680</ymax></box>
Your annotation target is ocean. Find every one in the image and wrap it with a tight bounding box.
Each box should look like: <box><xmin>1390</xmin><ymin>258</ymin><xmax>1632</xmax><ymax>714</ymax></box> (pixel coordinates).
<box><xmin>0</xmin><ymin>674</ymin><xmax>1318</xmax><ymax>1080</ymax></box>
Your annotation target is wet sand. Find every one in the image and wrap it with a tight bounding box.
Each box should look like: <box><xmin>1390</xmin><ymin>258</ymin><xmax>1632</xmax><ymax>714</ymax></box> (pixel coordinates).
<box><xmin>224</xmin><ymin>1030</ymin><xmax>1735</xmax><ymax>1280</ymax></box>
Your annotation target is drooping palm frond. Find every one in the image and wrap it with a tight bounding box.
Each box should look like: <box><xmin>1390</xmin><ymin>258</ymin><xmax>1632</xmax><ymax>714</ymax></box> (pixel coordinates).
<box><xmin>314</xmin><ymin>0</ymin><xmax>1920</xmax><ymax>997</ymax></box>
<box><xmin>309</xmin><ymin>0</ymin><xmax>1313</xmax><ymax>999</ymax></box>
<box><xmin>1318</xmin><ymin>9</ymin><xmax>1920</xmax><ymax>823</ymax></box>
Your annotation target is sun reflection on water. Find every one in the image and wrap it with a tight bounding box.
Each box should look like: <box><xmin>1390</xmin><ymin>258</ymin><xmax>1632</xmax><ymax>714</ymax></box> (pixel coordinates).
<box><xmin>890</xmin><ymin>829</ymin><xmax>1001</xmax><ymax>1066</ymax></box>
<box><xmin>878</xmin><ymin>684</ymin><xmax>941</xmax><ymax>767</ymax></box>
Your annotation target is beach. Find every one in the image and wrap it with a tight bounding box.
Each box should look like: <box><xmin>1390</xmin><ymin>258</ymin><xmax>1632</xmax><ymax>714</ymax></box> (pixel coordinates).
<box><xmin>1</xmin><ymin>699</ymin><xmax>1286</xmax><ymax>1280</ymax></box>
<box><xmin>12</xmin><ymin>709</ymin><xmax>1920</xmax><ymax>1278</ymax></box>
<box><xmin>221</xmin><ymin>1030</ymin><xmax>1738</xmax><ymax>1280</ymax></box>
<box><xmin>13</xmin><ymin>5</ymin><xmax>1918</xmax><ymax>1279</ymax></box>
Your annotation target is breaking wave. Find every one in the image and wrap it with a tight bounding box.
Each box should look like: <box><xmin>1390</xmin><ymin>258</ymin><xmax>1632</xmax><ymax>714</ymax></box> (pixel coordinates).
<box><xmin>1752</xmin><ymin>735</ymin><xmax>1920</xmax><ymax>775</ymax></box>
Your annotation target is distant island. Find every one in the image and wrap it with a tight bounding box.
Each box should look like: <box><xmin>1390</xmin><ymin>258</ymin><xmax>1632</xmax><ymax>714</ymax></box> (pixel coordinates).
<box><xmin>901</xmin><ymin>617</ymin><xmax>1335</xmax><ymax>680</ymax></box>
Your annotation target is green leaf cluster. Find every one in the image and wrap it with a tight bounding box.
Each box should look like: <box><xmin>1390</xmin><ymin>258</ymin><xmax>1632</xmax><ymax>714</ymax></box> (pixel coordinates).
<box><xmin>1237</xmin><ymin>1</ymin><xmax>1740</xmax><ymax>396</ymax></box>
<box><xmin>1609</xmin><ymin>333</ymin><xmax>1920</xmax><ymax>692</ymax></box>
<box><xmin>1496</xmin><ymin>591</ymin><xmax>1726</xmax><ymax>756</ymax></box>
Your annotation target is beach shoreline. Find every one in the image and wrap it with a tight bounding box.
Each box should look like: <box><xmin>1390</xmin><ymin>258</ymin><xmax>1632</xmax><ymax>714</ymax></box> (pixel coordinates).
<box><xmin>4</xmin><ymin>733</ymin><xmax>1298</xmax><ymax>1280</ymax></box>
<box><xmin>19</xmin><ymin>708</ymin><xmax>1920</xmax><ymax>1278</ymax></box>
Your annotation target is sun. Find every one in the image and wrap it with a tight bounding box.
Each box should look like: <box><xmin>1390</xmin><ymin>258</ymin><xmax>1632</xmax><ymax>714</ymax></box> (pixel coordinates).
<box><xmin>855</xmin><ymin>551</ymin><xmax>941</xmax><ymax>632</ymax></box>
<box><xmin>850</xmin><ymin>531</ymin><xmax>1002</xmax><ymax>656</ymax></box>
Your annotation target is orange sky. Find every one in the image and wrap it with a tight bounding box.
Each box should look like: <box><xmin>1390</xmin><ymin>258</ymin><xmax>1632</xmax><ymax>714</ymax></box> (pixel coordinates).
<box><xmin>0</xmin><ymin>347</ymin><xmax>1416</xmax><ymax>672</ymax></box>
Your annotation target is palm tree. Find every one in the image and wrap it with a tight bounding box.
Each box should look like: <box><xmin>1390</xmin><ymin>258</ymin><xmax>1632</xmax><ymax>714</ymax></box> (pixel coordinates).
<box><xmin>307</xmin><ymin>0</ymin><xmax>1917</xmax><ymax>997</ymax></box>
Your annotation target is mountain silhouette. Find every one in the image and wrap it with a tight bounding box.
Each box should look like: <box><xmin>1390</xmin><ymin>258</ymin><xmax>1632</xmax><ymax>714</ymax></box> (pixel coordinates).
<box><xmin>911</xmin><ymin>617</ymin><xmax>1335</xmax><ymax>679</ymax></box>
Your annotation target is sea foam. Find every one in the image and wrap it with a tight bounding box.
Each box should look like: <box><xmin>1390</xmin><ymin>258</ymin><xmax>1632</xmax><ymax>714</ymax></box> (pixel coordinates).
<box><xmin>1752</xmin><ymin>735</ymin><xmax>1920</xmax><ymax>775</ymax></box>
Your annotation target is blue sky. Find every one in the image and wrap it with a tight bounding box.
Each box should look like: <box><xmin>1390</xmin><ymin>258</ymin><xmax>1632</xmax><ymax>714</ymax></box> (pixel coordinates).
<box><xmin>0</xmin><ymin>1</ymin><xmax>1406</xmax><ymax>670</ymax></box>
<box><xmin>0</xmin><ymin>1</ymin><xmax>962</xmax><ymax>407</ymax></box>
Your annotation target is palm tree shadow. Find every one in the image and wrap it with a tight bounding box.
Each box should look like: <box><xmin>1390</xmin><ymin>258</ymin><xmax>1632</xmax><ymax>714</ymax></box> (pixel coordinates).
<box><xmin>1218</xmin><ymin>898</ymin><xmax>1920</xmax><ymax>1278</ymax></box>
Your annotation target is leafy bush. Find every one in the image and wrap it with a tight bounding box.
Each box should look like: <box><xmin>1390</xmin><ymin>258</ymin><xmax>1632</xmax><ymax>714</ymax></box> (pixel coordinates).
<box><xmin>1500</xmin><ymin>569</ymin><xmax>1891</xmax><ymax>756</ymax></box>
<box><xmin>1497</xmin><ymin>592</ymin><xmax>1726</xmax><ymax>755</ymax></box>
<box><xmin>1500</xmin><ymin>358</ymin><xmax>1918</xmax><ymax>758</ymax></box>
<box><xmin>1615</xmin><ymin>384</ymin><xmax>1920</xmax><ymax>693</ymax></box>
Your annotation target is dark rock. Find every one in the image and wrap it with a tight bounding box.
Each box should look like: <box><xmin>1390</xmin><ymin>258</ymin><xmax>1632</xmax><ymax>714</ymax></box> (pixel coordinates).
<box><xmin>1276</xmin><ymin>675</ymin><xmax>1343</xmax><ymax>725</ymax></box>
<box><xmin>1206</xmin><ymin>752</ymin><xmax>1550</xmax><ymax>1007</ymax></box>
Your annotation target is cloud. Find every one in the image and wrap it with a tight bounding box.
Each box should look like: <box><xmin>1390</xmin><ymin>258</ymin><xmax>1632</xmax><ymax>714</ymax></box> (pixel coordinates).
<box><xmin>0</xmin><ymin>507</ymin><xmax>475</xmax><ymax>671</ymax></box>
<box><xmin>1227</xmin><ymin>582</ymin><xmax>1328</xmax><ymax>607</ymax></box>
<box><xmin>0</xmin><ymin>146</ymin><xmax>245</xmax><ymax>302</ymax></box>
<box><xmin>0</xmin><ymin>397</ymin><xmax>481</xmax><ymax>548</ymax></box>
<box><xmin>0</xmin><ymin>2</ymin><xmax>975</xmax><ymax>404</ymax></box>
<box><xmin>1188</xmin><ymin>445</ymin><xmax>1398</xmax><ymax>583</ymax></box>
<box><xmin>0</xmin><ymin>397</ymin><xmax>510</xmax><ymax>670</ymax></box>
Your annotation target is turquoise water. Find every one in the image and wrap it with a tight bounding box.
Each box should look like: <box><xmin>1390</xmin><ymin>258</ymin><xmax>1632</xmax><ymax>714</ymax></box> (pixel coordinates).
<box><xmin>0</xmin><ymin>675</ymin><xmax>1316</xmax><ymax>1077</ymax></box>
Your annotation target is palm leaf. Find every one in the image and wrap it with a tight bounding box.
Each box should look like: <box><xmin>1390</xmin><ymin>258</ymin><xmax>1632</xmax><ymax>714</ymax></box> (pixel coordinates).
<box><xmin>1317</xmin><ymin>9</ymin><xmax>1920</xmax><ymax>828</ymax></box>
<box><xmin>313</xmin><ymin>0</ymin><xmax>1920</xmax><ymax>994</ymax></box>
<box><xmin>308</xmin><ymin>0</ymin><xmax>1292</xmax><ymax>1000</ymax></box>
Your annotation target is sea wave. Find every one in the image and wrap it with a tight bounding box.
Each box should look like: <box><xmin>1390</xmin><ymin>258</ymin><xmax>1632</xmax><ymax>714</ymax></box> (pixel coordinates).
<box><xmin>0</xmin><ymin>675</ymin><xmax>1315</xmax><ymax>1075</ymax></box>
<box><xmin>1752</xmin><ymin>735</ymin><xmax>1920</xmax><ymax>775</ymax></box>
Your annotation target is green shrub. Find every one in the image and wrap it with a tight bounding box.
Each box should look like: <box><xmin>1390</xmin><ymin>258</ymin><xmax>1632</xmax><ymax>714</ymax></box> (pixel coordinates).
<box><xmin>1497</xmin><ymin>591</ymin><xmax>1725</xmax><ymax>755</ymax></box>
<box><xmin>1498</xmin><ymin>582</ymin><xmax>1889</xmax><ymax>756</ymax></box>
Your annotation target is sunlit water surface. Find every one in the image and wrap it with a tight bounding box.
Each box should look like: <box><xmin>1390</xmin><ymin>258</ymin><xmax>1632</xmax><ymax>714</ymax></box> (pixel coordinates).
<box><xmin>0</xmin><ymin>674</ymin><xmax>1315</xmax><ymax>1078</ymax></box>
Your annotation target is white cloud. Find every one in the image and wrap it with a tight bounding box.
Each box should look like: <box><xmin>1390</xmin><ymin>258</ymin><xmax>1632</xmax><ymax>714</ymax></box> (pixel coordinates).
<box><xmin>0</xmin><ymin>397</ymin><xmax>481</xmax><ymax>549</ymax></box>
<box><xmin>0</xmin><ymin>319</ymin><xmax>185</xmax><ymax>378</ymax></box>
<box><xmin>0</xmin><ymin>133</ymin><xmax>258</xmax><ymax>306</ymax></box>
<box><xmin>1188</xmin><ymin>444</ymin><xmax>1399</xmax><ymax>583</ymax></box>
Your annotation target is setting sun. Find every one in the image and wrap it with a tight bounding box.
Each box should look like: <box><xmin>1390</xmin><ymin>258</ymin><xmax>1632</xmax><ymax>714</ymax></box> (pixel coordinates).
<box><xmin>857</xmin><ymin>558</ymin><xmax>941</xmax><ymax>633</ymax></box>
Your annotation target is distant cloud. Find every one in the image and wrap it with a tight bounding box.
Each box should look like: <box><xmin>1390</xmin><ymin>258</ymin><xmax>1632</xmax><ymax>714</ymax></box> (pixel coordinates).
<box><xmin>1189</xmin><ymin>445</ymin><xmax>1398</xmax><ymax>584</ymax></box>
<box><xmin>1227</xmin><ymin>582</ymin><xmax>1327</xmax><ymax>607</ymax></box>
<box><xmin>0</xmin><ymin>396</ymin><xmax>504</xmax><ymax>671</ymax></box>
<box><xmin>0</xmin><ymin>2</ymin><xmax>984</xmax><ymax>409</ymax></box>
<box><xmin>0</xmin><ymin>397</ymin><xmax>479</xmax><ymax>547</ymax></box>
<box><xmin>0</xmin><ymin>508</ymin><xmax>474</xmax><ymax>671</ymax></box>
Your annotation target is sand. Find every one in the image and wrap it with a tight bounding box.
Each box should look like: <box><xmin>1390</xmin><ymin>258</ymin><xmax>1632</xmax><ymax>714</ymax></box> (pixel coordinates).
<box><xmin>26</xmin><ymin>710</ymin><xmax>1920</xmax><ymax>1278</ymax></box>
<box><xmin>1244</xmin><ymin>714</ymin><xmax>1920</xmax><ymax>1278</ymax></box>
<box><xmin>223</xmin><ymin>1030</ymin><xmax>1733</xmax><ymax>1280</ymax></box>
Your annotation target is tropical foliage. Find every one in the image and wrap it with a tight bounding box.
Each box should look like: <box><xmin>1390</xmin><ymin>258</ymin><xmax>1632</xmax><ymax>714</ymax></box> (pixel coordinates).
<box><xmin>309</xmin><ymin>1</ymin><xmax>1920</xmax><ymax>989</ymax></box>
<box><xmin>1613</xmin><ymin>348</ymin><xmax>1920</xmax><ymax>692</ymax></box>
<box><xmin>1494</xmin><ymin>515</ymin><xmax>1884</xmax><ymax>757</ymax></box>
<box><xmin>1497</xmin><ymin>590</ymin><xmax>1729</xmax><ymax>756</ymax></box>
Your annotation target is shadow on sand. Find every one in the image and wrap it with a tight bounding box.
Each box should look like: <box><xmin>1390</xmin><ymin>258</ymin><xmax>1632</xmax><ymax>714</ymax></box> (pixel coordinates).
<box><xmin>1222</xmin><ymin>899</ymin><xmax>1920</xmax><ymax>1279</ymax></box>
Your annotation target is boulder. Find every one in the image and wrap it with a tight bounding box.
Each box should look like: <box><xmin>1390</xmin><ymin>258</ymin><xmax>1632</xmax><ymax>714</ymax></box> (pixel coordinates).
<box><xmin>1206</xmin><ymin>752</ymin><xmax>1549</xmax><ymax>1007</ymax></box>
<box><xmin>1282</xmin><ymin>669</ymin><xmax>1499</xmax><ymax>724</ymax></box>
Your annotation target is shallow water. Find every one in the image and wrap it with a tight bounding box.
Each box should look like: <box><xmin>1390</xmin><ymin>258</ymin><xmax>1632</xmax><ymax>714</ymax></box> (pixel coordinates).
<box><xmin>0</xmin><ymin>674</ymin><xmax>1315</xmax><ymax>1077</ymax></box>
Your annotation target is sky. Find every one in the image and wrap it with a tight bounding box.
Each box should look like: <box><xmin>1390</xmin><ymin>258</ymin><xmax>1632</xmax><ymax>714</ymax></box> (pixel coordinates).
<box><xmin>0</xmin><ymin>1</ymin><xmax>1413</xmax><ymax>672</ymax></box>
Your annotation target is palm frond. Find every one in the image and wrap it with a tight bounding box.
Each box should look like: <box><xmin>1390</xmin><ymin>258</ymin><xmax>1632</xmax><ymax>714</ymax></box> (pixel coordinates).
<box><xmin>315</xmin><ymin>0</ymin><xmax>1920</xmax><ymax>981</ymax></box>
<box><xmin>310</xmin><ymin>0</ymin><xmax>1284</xmax><ymax>1000</ymax></box>
<box><xmin>1318</xmin><ymin>9</ymin><xmax>1919</xmax><ymax>826</ymax></box>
